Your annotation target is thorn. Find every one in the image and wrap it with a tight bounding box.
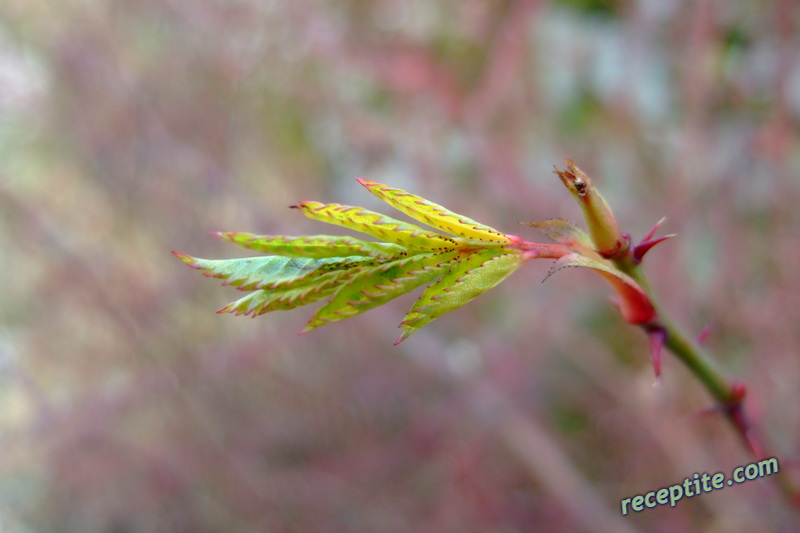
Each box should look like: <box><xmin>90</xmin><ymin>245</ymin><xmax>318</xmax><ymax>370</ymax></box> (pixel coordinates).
<box><xmin>726</xmin><ymin>400</ymin><xmax>763</xmax><ymax>459</ymax></box>
<box><xmin>633</xmin><ymin>234</ymin><xmax>676</xmax><ymax>263</ymax></box>
<box><xmin>729</xmin><ymin>381</ymin><xmax>747</xmax><ymax>403</ymax></box>
<box><xmin>641</xmin><ymin>216</ymin><xmax>667</xmax><ymax>243</ymax></box>
<box><xmin>690</xmin><ymin>382</ymin><xmax>762</xmax><ymax>458</ymax></box>
<box><xmin>648</xmin><ymin>327</ymin><xmax>666</xmax><ymax>379</ymax></box>
<box><xmin>289</xmin><ymin>205</ymin><xmax>300</xmax><ymax>209</ymax></box>
<box><xmin>697</xmin><ymin>322</ymin><xmax>713</xmax><ymax>344</ymax></box>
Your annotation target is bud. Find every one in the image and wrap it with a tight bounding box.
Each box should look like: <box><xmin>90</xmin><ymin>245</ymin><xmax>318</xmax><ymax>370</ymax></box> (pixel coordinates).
<box><xmin>554</xmin><ymin>159</ymin><xmax>629</xmax><ymax>259</ymax></box>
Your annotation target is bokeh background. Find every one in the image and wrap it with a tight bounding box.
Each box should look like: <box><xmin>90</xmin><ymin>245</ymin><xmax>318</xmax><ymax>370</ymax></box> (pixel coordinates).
<box><xmin>1</xmin><ymin>1</ymin><xmax>799</xmax><ymax>531</ymax></box>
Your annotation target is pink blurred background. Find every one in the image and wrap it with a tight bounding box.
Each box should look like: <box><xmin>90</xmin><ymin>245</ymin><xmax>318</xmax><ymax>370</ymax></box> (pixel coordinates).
<box><xmin>1</xmin><ymin>1</ymin><xmax>799</xmax><ymax>531</ymax></box>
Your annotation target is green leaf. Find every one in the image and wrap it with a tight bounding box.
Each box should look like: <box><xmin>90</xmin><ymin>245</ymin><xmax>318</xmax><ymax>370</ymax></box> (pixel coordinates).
<box><xmin>174</xmin><ymin>252</ymin><xmax>378</xmax><ymax>291</ymax></box>
<box><xmin>217</xmin><ymin>273</ymin><xmax>342</xmax><ymax>316</ymax></box>
<box><xmin>357</xmin><ymin>178</ymin><xmax>511</xmax><ymax>244</ymax></box>
<box><xmin>292</xmin><ymin>202</ymin><xmax>458</xmax><ymax>251</ymax></box>
<box><xmin>303</xmin><ymin>250</ymin><xmax>461</xmax><ymax>332</ymax></box>
<box><xmin>212</xmin><ymin>232</ymin><xmax>403</xmax><ymax>258</ymax></box>
<box><xmin>396</xmin><ymin>250</ymin><xmax>524</xmax><ymax>344</ymax></box>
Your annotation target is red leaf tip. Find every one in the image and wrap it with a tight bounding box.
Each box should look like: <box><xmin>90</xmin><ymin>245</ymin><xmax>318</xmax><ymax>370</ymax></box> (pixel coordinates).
<box><xmin>172</xmin><ymin>251</ymin><xmax>194</xmax><ymax>264</ymax></box>
<box><xmin>393</xmin><ymin>330</ymin><xmax>409</xmax><ymax>345</ymax></box>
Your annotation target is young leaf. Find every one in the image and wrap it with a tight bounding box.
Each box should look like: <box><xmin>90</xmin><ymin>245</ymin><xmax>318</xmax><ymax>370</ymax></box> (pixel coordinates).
<box><xmin>396</xmin><ymin>250</ymin><xmax>524</xmax><ymax>344</ymax></box>
<box><xmin>212</xmin><ymin>232</ymin><xmax>404</xmax><ymax>259</ymax></box>
<box><xmin>292</xmin><ymin>202</ymin><xmax>458</xmax><ymax>251</ymax></box>
<box><xmin>357</xmin><ymin>178</ymin><xmax>511</xmax><ymax>244</ymax></box>
<box><xmin>173</xmin><ymin>252</ymin><xmax>379</xmax><ymax>291</ymax></box>
<box><xmin>174</xmin><ymin>178</ymin><xmax>570</xmax><ymax>343</ymax></box>
<box><xmin>302</xmin><ymin>250</ymin><xmax>461</xmax><ymax>332</ymax></box>
<box><xmin>216</xmin><ymin>273</ymin><xmax>343</xmax><ymax>316</ymax></box>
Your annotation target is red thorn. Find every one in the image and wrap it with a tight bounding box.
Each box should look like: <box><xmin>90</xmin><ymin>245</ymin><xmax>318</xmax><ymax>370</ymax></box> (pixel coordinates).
<box><xmin>697</xmin><ymin>322</ymin><xmax>713</xmax><ymax>344</ymax></box>
<box><xmin>728</xmin><ymin>402</ymin><xmax>763</xmax><ymax>458</ymax></box>
<box><xmin>719</xmin><ymin>383</ymin><xmax>763</xmax><ymax>458</ymax></box>
<box><xmin>729</xmin><ymin>381</ymin><xmax>747</xmax><ymax>402</ymax></box>
<box><xmin>289</xmin><ymin>204</ymin><xmax>300</xmax><ymax>209</ymax></box>
<box><xmin>633</xmin><ymin>234</ymin><xmax>676</xmax><ymax>263</ymax></box>
<box><xmin>689</xmin><ymin>387</ymin><xmax>762</xmax><ymax>457</ymax></box>
<box><xmin>641</xmin><ymin>216</ymin><xmax>667</xmax><ymax>243</ymax></box>
<box><xmin>648</xmin><ymin>327</ymin><xmax>666</xmax><ymax>378</ymax></box>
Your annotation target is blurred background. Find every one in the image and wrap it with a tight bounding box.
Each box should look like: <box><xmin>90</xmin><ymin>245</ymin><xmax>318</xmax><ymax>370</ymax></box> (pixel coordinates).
<box><xmin>1</xmin><ymin>0</ymin><xmax>799</xmax><ymax>531</ymax></box>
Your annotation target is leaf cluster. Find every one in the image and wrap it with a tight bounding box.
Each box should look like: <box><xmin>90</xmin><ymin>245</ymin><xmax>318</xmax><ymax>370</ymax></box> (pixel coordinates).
<box><xmin>174</xmin><ymin>179</ymin><xmax>526</xmax><ymax>344</ymax></box>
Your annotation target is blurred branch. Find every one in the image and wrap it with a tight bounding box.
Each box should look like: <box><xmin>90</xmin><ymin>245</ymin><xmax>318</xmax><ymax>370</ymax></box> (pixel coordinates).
<box><xmin>470</xmin><ymin>380</ymin><xmax>641</xmax><ymax>533</ymax></box>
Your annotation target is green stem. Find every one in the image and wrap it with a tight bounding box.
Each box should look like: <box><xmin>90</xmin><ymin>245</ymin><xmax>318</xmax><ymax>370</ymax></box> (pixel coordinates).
<box><xmin>657</xmin><ymin>312</ymin><xmax>734</xmax><ymax>403</ymax></box>
<box><xmin>622</xmin><ymin>259</ymin><xmax>800</xmax><ymax>508</ymax></box>
<box><xmin>623</xmin><ymin>262</ymin><xmax>736</xmax><ymax>404</ymax></box>
<box><xmin>629</xmin><ymin>262</ymin><xmax>800</xmax><ymax>503</ymax></box>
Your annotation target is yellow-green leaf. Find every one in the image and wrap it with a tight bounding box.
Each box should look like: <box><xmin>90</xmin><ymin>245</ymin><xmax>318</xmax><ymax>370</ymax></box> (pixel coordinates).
<box><xmin>396</xmin><ymin>250</ymin><xmax>523</xmax><ymax>344</ymax></box>
<box><xmin>216</xmin><ymin>274</ymin><xmax>342</xmax><ymax>316</ymax></box>
<box><xmin>303</xmin><ymin>250</ymin><xmax>460</xmax><ymax>332</ymax></box>
<box><xmin>357</xmin><ymin>178</ymin><xmax>510</xmax><ymax>244</ymax></box>
<box><xmin>212</xmin><ymin>232</ymin><xmax>403</xmax><ymax>258</ymax></box>
<box><xmin>293</xmin><ymin>202</ymin><xmax>458</xmax><ymax>251</ymax></box>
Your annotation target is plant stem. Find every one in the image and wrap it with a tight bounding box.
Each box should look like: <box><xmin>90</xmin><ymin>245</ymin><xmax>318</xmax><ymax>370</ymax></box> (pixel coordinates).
<box><xmin>619</xmin><ymin>260</ymin><xmax>754</xmax><ymax>441</ymax></box>
<box><xmin>553</xmin><ymin>159</ymin><xmax>797</xmax><ymax>503</ymax></box>
<box><xmin>657</xmin><ymin>312</ymin><xmax>734</xmax><ymax>404</ymax></box>
<box><xmin>623</xmin><ymin>263</ymin><xmax>733</xmax><ymax>398</ymax></box>
<box><xmin>624</xmin><ymin>260</ymin><xmax>800</xmax><ymax>503</ymax></box>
